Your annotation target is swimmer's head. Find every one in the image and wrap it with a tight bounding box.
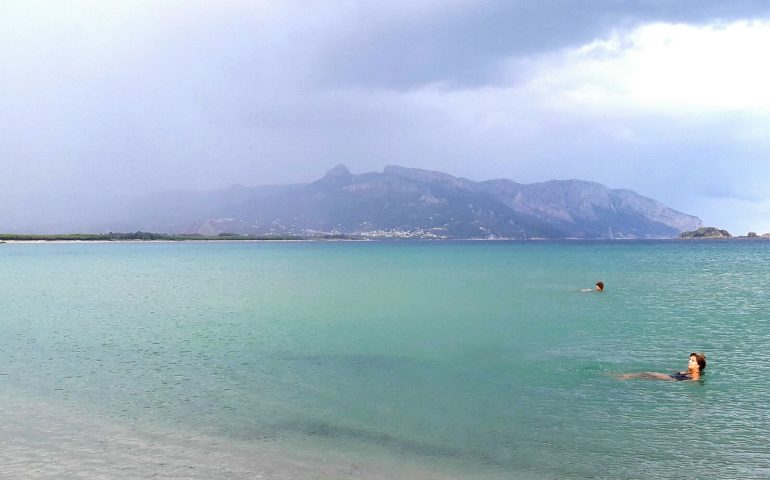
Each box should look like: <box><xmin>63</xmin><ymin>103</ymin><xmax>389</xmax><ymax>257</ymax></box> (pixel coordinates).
<box><xmin>595</xmin><ymin>281</ymin><xmax>604</xmax><ymax>291</ymax></box>
<box><xmin>689</xmin><ymin>352</ymin><xmax>707</xmax><ymax>372</ymax></box>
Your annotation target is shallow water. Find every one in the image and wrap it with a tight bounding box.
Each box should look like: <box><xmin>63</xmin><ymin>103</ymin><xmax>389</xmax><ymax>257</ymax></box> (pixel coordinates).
<box><xmin>1</xmin><ymin>240</ymin><xmax>769</xmax><ymax>478</ymax></box>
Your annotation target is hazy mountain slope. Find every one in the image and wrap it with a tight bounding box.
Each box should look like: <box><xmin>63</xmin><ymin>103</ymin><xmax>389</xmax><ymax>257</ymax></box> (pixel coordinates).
<box><xmin>0</xmin><ymin>165</ymin><xmax>702</xmax><ymax>238</ymax></box>
<box><xmin>177</xmin><ymin>165</ymin><xmax>701</xmax><ymax>239</ymax></box>
<box><xmin>481</xmin><ymin>178</ymin><xmax>698</xmax><ymax>238</ymax></box>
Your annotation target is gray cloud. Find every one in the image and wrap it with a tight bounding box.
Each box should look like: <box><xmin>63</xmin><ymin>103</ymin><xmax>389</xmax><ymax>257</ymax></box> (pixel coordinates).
<box><xmin>3</xmin><ymin>1</ymin><xmax>770</xmax><ymax>234</ymax></box>
<box><xmin>317</xmin><ymin>0</ymin><xmax>770</xmax><ymax>89</ymax></box>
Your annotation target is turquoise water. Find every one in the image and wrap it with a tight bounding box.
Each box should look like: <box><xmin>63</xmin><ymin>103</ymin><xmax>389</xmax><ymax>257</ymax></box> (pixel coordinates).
<box><xmin>1</xmin><ymin>240</ymin><xmax>769</xmax><ymax>478</ymax></box>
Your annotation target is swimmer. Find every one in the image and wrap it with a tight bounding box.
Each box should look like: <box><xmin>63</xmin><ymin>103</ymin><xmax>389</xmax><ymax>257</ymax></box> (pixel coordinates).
<box><xmin>617</xmin><ymin>353</ymin><xmax>707</xmax><ymax>381</ymax></box>
<box><xmin>581</xmin><ymin>281</ymin><xmax>604</xmax><ymax>292</ymax></box>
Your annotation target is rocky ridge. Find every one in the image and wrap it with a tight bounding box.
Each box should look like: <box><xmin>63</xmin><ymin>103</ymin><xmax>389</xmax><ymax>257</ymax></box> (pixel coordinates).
<box><xmin>165</xmin><ymin>165</ymin><xmax>701</xmax><ymax>239</ymax></box>
<box><xmin>0</xmin><ymin>165</ymin><xmax>704</xmax><ymax>239</ymax></box>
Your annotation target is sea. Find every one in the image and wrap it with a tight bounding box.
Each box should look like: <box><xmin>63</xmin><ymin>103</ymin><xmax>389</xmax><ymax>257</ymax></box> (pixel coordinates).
<box><xmin>1</xmin><ymin>240</ymin><xmax>768</xmax><ymax>479</ymax></box>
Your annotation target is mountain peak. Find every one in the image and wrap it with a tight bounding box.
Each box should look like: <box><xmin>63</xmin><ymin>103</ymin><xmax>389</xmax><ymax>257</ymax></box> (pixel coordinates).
<box><xmin>324</xmin><ymin>164</ymin><xmax>351</xmax><ymax>178</ymax></box>
<box><xmin>313</xmin><ymin>164</ymin><xmax>353</xmax><ymax>187</ymax></box>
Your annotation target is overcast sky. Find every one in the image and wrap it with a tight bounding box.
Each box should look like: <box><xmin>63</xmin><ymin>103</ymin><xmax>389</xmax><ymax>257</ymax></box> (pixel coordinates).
<box><xmin>3</xmin><ymin>0</ymin><xmax>770</xmax><ymax>233</ymax></box>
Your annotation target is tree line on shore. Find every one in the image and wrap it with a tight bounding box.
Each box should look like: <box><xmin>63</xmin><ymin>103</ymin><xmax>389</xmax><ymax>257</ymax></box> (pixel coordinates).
<box><xmin>0</xmin><ymin>231</ymin><xmax>342</xmax><ymax>241</ymax></box>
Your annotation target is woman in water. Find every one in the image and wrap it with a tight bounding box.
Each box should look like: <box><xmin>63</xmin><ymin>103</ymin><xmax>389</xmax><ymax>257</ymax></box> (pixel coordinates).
<box><xmin>617</xmin><ymin>352</ymin><xmax>707</xmax><ymax>381</ymax></box>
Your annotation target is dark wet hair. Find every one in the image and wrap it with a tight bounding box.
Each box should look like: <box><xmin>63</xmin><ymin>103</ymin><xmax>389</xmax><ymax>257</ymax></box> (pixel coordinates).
<box><xmin>690</xmin><ymin>352</ymin><xmax>707</xmax><ymax>371</ymax></box>
<box><xmin>595</xmin><ymin>281</ymin><xmax>604</xmax><ymax>290</ymax></box>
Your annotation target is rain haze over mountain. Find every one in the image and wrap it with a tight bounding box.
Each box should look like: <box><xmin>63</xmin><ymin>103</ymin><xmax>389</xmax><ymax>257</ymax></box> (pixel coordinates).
<box><xmin>3</xmin><ymin>1</ymin><xmax>770</xmax><ymax>234</ymax></box>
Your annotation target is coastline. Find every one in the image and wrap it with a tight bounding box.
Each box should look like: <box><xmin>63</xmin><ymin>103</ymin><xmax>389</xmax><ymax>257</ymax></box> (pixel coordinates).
<box><xmin>3</xmin><ymin>225</ymin><xmax>770</xmax><ymax>243</ymax></box>
<box><xmin>3</xmin><ymin>236</ymin><xmax>769</xmax><ymax>244</ymax></box>
<box><xmin>0</xmin><ymin>233</ymin><xmax>368</xmax><ymax>243</ymax></box>
<box><xmin>1</xmin><ymin>239</ymin><xmax>305</xmax><ymax>244</ymax></box>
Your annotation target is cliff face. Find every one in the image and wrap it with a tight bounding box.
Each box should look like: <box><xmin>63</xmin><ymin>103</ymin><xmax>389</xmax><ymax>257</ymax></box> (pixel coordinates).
<box><xmin>485</xmin><ymin>179</ymin><xmax>701</xmax><ymax>239</ymax></box>
<box><xmin>159</xmin><ymin>165</ymin><xmax>701</xmax><ymax>239</ymax></box>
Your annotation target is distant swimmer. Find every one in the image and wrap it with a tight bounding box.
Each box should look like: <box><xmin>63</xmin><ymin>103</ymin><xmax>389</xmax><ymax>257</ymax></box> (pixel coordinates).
<box><xmin>617</xmin><ymin>352</ymin><xmax>707</xmax><ymax>381</ymax></box>
<box><xmin>582</xmin><ymin>281</ymin><xmax>604</xmax><ymax>292</ymax></box>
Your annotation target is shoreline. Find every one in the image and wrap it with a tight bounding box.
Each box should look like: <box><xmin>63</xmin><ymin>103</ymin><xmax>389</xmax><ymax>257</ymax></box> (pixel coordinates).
<box><xmin>3</xmin><ymin>237</ymin><xmax>770</xmax><ymax>244</ymax></box>
<box><xmin>1</xmin><ymin>239</ymin><xmax>313</xmax><ymax>244</ymax></box>
<box><xmin>0</xmin><ymin>388</ymin><xmax>468</xmax><ymax>480</ymax></box>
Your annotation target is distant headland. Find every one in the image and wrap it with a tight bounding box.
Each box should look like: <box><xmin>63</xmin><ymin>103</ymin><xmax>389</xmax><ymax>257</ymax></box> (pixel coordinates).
<box><xmin>679</xmin><ymin>227</ymin><xmax>770</xmax><ymax>239</ymax></box>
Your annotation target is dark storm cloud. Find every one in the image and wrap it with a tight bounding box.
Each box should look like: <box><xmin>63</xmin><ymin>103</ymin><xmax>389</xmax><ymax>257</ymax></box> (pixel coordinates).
<box><xmin>318</xmin><ymin>0</ymin><xmax>770</xmax><ymax>89</ymax></box>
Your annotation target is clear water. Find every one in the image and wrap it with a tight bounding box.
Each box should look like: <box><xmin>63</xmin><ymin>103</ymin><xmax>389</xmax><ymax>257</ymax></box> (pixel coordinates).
<box><xmin>1</xmin><ymin>240</ymin><xmax>769</xmax><ymax>479</ymax></box>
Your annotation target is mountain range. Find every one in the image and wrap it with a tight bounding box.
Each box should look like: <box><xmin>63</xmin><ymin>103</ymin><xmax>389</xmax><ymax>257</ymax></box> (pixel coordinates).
<box><xmin>0</xmin><ymin>165</ymin><xmax>702</xmax><ymax>239</ymax></box>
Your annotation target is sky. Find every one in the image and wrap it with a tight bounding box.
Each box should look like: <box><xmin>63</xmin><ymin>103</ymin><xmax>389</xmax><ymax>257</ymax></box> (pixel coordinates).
<box><xmin>2</xmin><ymin>0</ymin><xmax>770</xmax><ymax>234</ymax></box>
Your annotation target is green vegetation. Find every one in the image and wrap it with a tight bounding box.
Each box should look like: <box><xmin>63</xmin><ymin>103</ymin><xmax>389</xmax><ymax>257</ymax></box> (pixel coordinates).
<box><xmin>0</xmin><ymin>231</ymin><xmax>306</xmax><ymax>241</ymax></box>
<box><xmin>679</xmin><ymin>227</ymin><xmax>732</xmax><ymax>239</ymax></box>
